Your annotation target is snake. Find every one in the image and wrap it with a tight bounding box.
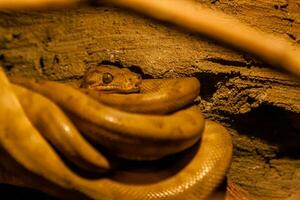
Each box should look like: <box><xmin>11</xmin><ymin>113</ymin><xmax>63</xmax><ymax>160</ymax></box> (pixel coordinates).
<box><xmin>0</xmin><ymin>65</ymin><xmax>233</xmax><ymax>200</ymax></box>
<box><xmin>0</xmin><ymin>0</ymin><xmax>298</xmax><ymax>198</ymax></box>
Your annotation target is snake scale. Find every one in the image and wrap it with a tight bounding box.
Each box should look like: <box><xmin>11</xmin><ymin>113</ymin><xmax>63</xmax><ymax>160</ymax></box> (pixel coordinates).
<box><xmin>0</xmin><ymin>65</ymin><xmax>233</xmax><ymax>200</ymax></box>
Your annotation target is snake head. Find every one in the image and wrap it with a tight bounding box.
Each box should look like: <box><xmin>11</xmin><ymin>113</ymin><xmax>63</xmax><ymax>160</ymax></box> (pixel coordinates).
<box><xmin>81</xmin><ymin>65</ymin><xmax>142</xmax><ymax>93</ymax></box>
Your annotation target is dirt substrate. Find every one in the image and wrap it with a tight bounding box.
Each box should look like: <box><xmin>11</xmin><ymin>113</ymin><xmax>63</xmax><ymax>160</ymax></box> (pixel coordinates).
<box><xmin>0</xmin><ymin>1</ymin><xmax>300</xmax><ymax>199</ymax></box>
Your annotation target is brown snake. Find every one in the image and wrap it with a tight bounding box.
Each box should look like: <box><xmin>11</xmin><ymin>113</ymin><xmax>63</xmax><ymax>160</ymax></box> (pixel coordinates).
<box><xmin>0</xmin><ymin>65</ymin><xmax>233</xmax><ymax>200</ymax></box>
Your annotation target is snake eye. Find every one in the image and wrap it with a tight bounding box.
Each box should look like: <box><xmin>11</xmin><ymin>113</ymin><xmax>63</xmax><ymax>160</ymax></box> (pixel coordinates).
<box><xmin>102</xmin><ymin>73</ymin><xmax>114</xmax><ymax>84</ymax></box>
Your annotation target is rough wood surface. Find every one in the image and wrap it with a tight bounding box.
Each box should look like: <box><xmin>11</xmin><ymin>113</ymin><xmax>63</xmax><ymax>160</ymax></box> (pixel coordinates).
<box><xmin>0</xmin><ymin>1</ymin><xmax>300</xmax><ymax>199</ymax></box>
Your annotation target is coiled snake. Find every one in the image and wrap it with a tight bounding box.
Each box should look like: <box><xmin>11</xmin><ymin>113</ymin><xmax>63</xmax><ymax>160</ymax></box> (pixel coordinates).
<box><xmin>1</xmin><ymin>0</ymin><xmax>299</xmax><ymax>199</ymax></box>
<box><xmin>0</xmin><ymin>65</ymin><xmax>233</xmax><ymax>200</ymax></box>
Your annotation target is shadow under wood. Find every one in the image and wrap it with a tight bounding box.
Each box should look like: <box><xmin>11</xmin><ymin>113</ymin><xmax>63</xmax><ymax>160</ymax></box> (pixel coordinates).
<box><xmin>99</xmin><ymin>60</ymin><xmax>154</xmax><ymax>79</ymax></box>
<box><xmin>229</xmin><ymin>104</ymin><xmax>300</xmax><ymax>159</ymax></box>
<box><xmin>193</xmin><ymin>71</ymin><xmax>232</xmax><ymax>101</ymax></box>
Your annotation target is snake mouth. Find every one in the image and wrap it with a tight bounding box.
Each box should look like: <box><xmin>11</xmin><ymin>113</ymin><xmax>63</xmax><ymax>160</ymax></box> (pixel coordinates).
<box><xmin>93</xmin><ymin>85</ymin><xmax>141</xmax><ymax>94</ymax></box>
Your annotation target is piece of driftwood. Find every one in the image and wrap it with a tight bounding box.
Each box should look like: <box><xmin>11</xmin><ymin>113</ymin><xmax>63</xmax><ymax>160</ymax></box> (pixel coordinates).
<box><xmin>0</xmin><ymin>1</ymin><xmax>299</xmax><ymax>199</ymax></box>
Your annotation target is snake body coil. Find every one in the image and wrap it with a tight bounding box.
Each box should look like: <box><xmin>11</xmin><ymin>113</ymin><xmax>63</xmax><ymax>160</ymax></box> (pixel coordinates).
<box><xmin>1</xmin><ymin>67</ymin><xmax>233</xmax><ymax>200</ymax></box>
<box><xmin>11</xmin><ymin>76</ymin><xmax>205</xmax><ymax>160</ymax></box>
